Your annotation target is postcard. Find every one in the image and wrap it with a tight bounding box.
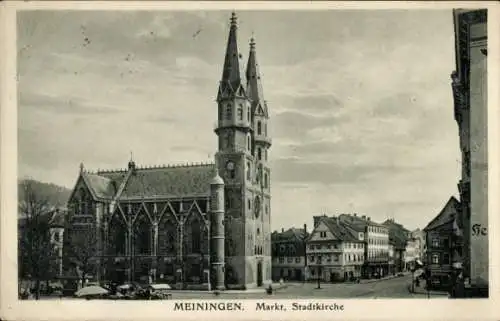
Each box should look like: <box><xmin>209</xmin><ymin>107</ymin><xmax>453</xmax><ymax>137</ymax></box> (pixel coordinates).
<box><xmin>1</xmin><ymin>1</ymin><xmax>499</xmax><ymax>320</ymax></box>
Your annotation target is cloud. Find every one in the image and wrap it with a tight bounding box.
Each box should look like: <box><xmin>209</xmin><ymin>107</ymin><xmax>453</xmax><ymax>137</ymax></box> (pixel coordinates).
<box><xmin>16</xmin><ymin>10</ymin><xmax>460</xmax><ymax>231</ymax></box>
<box><xmin>134</xmin><ymin>14</ymin><xmax>174</xmax><ymax>39</ymax></box>
<box><xmin>19</xmin><ymin>92</ymin><xmax>120</xmax><ymax>115</ymax></box>
<box><xmin>272</xmin><ymin>111</ymin><xmax>340</xmax><ymax>141</ymax></box>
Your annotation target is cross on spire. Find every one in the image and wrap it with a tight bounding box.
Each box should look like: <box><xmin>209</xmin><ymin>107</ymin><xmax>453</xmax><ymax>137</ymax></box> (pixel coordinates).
<box><xmin>230</xmin><ymin>11</ymin><xmax>237</xmax><ymax>26</ymax></box>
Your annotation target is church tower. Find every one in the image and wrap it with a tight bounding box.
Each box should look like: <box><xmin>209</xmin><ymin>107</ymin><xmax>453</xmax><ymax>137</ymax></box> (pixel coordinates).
<box><xmin>246</xmin><ymin>35</ymin><xmax>272</xmax><ymax>285</ymax></box>
<box><xmin>214</xmin><ymin>12</ymin><xmax>271</xmax><ymax>288</ymax></box>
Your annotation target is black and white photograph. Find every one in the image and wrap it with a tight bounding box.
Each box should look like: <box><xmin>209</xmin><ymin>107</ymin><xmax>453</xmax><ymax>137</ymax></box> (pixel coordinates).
<box><xmin>1</xmin><ymin>2</ymin><xmax>499</xmax><ymax>320</ymax></box>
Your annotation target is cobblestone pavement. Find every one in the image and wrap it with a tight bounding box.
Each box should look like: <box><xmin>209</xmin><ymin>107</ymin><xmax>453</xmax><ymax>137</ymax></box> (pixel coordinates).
<box><xmin>37</xmin><ymin>274</ymin><xmax>448</xmax><ymax>300</ymax></box>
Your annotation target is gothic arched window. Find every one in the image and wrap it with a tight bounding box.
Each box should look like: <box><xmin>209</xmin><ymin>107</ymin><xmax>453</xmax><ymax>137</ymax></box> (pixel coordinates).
<box><xmin>257</xmin><ymin>121</ymin><xmax>262</xmax><ymax>135</ymax></box>
<box><xmin>247</xmin><ymin>108</ymin><xmax>250</xmax><ymax>121</ymax></box>
<box><xmin>224</xmin><ymin>133</ymin><xmax>231</xmax><ymax>149</ymax></box>
<box><xmin>135</xmin><ymin>217</ymin><xmax>151</xmax><ymax>255</ymax></box>
<box><xmin>78</xmin><ymin>188</ymin><xmax>86</xmax><ymax>215</ymax></box>
<box><xmin>264</xmin><ymin>173</ymin><xmax>268</xmax><ymax>188</ymax></box>
<box><xmin>247</xmin><ymin>135</ymin><xmax>251</xmax><ymax>151</ymax></box>
<box><xmin>191</xmin><ymin>219</ymin><xmax>201</xmax><ymax>253</ymax></box>
<box><xmin>257</xmin><ymin>148</ymin><xmax>262</xmax><ymax>161</ymax></box>
<box><xmin>226</xmin><ymin>104</ymin><xmax>232</xmax><ymax>120</ymax></box>
<box><xmin>246</xmin><ymin>162</ymin><xmax>251</xmax><ymax>180</ymax></box>
<box><xmin>237</xmin><ymin>104</ymin><xmax>243</xmax><ymax>121</ymax></box>
<box><xmin>109</xmin><ymin>215</ymin><xmax>127</xmax><ymax>256</ymax></box>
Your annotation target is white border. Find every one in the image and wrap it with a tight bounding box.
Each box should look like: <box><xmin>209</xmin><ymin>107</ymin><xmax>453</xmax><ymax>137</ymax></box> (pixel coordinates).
<box><xmin>1</xmin><ymin>2</ymin><xmax>500</xmax><ymax>321</ymax></box>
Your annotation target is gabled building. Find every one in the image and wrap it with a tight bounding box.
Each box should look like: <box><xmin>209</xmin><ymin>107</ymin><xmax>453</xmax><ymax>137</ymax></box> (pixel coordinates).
<box><xmin>382</xmin><ymin>219</ymin><xmax>410</xmax><ymax>272</ymax></box>
<box><xmin>410</xmin><ymin>228</ymin><xmax>426</xmax><ymax>262</ymax></box>
<box><xmin>271</xmin><ymin>226</ymin><xmax>308</xmax><ymax>281</ymax></box>
<box><xmin>423</xmin><ymin>196</ymin><xmax>462</xmax><ymax>290</ymax></box>
<box><xmin>306</xmin><ymin>215</ymin><xmax>365</xmax><ymax>282</ymax></box>
<box><xmin>339</xmin><ymin>214</ymin><xmax>389</xmax><ymax>278</ymax></box>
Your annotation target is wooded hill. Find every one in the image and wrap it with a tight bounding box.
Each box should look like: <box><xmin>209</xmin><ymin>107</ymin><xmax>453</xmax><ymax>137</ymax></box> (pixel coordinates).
<box><xmin>18</xmin><ymin>179</ymin><xmax>71</xmax><ymax>208</ymax></box>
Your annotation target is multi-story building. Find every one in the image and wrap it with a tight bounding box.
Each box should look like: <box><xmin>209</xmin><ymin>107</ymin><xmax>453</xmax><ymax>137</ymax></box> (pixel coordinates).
<box><xmin>404</xmin><ymin>237</ymin><xmax>419</xmax><ymax>271</ymax></box>
<box><xmin>423</xmin><ymin>196</ymin><xmax>461</xmax><ymax>290</ymax></box>
<box><xmin>271</xmin><ymin>226</ymin><xmax>308</xmax><ymax>281</ymax></box>
<box><xmin>410</xmin><ymin>228</ymin><xmax>426</xmax><ymax>262</ymax></box>
<box><xmin>388</xmin><ymin>243</ymin><xmax>395</xmax><ymax>275</ymax></box>
<box><xmin>63</xmin><ymin>12</ymin><xmax>273</xmax><ymax>290</ymax></box>
<box><xmin>383</xmin><ymin>219</ymin><xmax>409</xmax><ymax>273</ymax></box>
<box><xmin>452</xmin><ymin>8</ymin><xmax>488</xmax><ymax>297</ymax></box>
<box><xmin>340</xmin><ymin>214</ymin><xmax>389</xmax><ymax>278</ymax></box>
<box><xmin>306</xmin><ymin>215</ymin><xmax>364</xmax><ymax>282</ymax></box>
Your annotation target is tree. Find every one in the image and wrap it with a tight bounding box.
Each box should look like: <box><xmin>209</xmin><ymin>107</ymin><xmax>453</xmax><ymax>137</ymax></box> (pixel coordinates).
<box><xmin>18</xmin><ymin>180</ymin><xmax>58</xmax><ymax>300</ymax></box>
<box><xmin>64</xmin><ymin>225</ymin><xmax>98</xmax><ymax>288</ymax></box>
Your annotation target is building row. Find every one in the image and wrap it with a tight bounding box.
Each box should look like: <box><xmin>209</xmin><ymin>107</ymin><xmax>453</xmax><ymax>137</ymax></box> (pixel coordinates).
<box><xmin>271</xmin><ymin>214</ymin><xmax>424</xmax><ymax>282</ymax></box>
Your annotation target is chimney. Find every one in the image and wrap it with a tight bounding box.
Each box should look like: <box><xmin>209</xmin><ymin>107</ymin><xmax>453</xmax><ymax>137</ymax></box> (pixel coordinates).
<box><xmin>354</xmin><ymin>213</ymin><xmax>357</xmax><ymax>216</ymax></box>
<box><xmin>282</xmin><ymin>228</ymin><xmax>284</xmax><ymax>233</ymax></box>
<box><xmin>313</xmin><ymin>216</ymin><xmax>321</xmax><ymax>228</ymax></box>
<box><xmin>304</xmin><ymin>223</ymin><xmax>307</xmax><ymax>233</ymax></box>
<box><xmin>362</xmin><ymin>215</ymin><xmax>366</xmax><ymax>219</ymax></box>
<box><xmin>367</xmin><ymin>217</ymin><xmax>371</xmax><ymax>221</ymax></box>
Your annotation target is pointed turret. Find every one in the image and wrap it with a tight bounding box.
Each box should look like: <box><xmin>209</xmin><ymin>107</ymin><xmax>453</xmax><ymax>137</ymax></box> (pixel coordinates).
<box><xmin>246</xmin><ymin>37</ymin><xmax>267</xmax><ymax>118</ymax></box>
<box><xmin>217</xmin><ymin>12</ymin><xmax>245</xmax><ymax>100</ymax></box>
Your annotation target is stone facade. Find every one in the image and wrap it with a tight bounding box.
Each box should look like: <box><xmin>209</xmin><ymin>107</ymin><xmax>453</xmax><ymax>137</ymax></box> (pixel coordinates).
<box><xmin>63</xmin><ymin>12</ymin><xmax>272</xmax><ymax>290</ymax></box>
<box><xmin>452</xmin><ymin>9</ymin><xmax>488</xmax><ymax>296</ymax></box>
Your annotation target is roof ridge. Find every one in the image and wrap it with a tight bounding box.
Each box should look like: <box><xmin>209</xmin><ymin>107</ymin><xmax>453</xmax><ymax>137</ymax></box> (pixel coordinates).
<box><xmin>96</xmin><ymin>161</ymin><xmax>216</xmax><ymax>174</ymax></box>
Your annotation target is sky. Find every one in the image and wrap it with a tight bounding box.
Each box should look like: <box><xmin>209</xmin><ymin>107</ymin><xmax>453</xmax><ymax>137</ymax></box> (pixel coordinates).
<box><xmin>17</xmin><ymin>9</ymin><xmax>461</xmax><ymax>232</ymax></box>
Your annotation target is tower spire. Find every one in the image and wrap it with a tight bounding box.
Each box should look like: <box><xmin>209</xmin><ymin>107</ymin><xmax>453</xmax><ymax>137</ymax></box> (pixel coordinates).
<box><xmin>218</xmin><ymin>11</ymin><xmax>243</xmax><ymax>99</ymax></box>
<box><xmin>246</xmin><ymin>35</ymin><xmax>267</xmax><ymax>117</ymax></box>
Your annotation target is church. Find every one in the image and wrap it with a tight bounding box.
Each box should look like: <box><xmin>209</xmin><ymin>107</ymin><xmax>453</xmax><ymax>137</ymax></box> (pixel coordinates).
<box><xmin>63</xmin><ymin>12</ymin><xmax>272</xmax><ymax>290</ymax></box>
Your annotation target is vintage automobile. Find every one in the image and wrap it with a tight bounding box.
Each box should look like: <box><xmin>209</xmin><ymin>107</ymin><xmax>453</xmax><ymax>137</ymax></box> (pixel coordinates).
<box><xmin>147</xmin><ymin>284</ymin><xmax>173</xmax><ymax>300</ymax></box>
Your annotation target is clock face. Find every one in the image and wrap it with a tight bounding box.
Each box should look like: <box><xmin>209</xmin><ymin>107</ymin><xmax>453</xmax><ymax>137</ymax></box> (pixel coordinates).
<box><xmin>226</xmin><ymin>161</ymin><xmax>235</xmax><ymax>171</ymax></box>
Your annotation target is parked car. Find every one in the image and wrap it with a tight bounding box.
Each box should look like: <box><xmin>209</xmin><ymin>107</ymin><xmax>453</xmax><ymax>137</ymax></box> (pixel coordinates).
<box><xmin>147</xmin><ymin>284</ymin><xmax>172</xmax><ymax>300</ymax></box>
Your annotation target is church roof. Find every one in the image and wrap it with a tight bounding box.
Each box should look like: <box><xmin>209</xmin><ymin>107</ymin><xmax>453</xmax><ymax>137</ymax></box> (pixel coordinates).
<box><xmin>82</xmin><ymin>173</ymin><xmax>117</xmax><ymax>199</ymax></box>
<box><xmin>89</xmin><ymin>163</ymin><xmax>217</xmax><ymax>201</ymax></box>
